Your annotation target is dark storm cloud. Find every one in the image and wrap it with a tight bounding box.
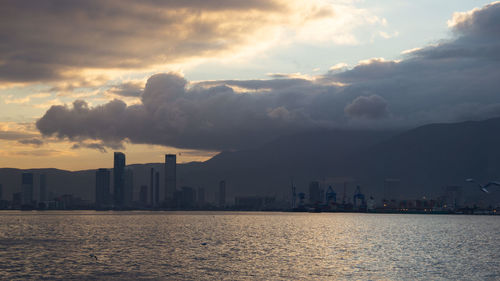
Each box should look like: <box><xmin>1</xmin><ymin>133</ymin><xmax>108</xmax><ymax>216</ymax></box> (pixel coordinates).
<box><xmin>344</xmin><ymin>95</ymin><xmax>389</xmax><ymax>119</ymax></box>
<box><xmin>0</xmin><ymin>0</ymin><xmax>326</xmax><ymax>83</ymax></box>
<box><xmin>37</xmin><ymin>73</ymin><xmax>336</xmax><ymax>150</ymax></box>
<box><xmin>37</xmin><ymin>2</ymin><xmax>500</xmax><ymax>150</ymax></box>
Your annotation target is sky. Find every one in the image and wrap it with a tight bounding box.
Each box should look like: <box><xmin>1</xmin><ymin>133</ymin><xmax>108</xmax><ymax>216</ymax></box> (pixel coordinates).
<box><xmin>0</xmin><ymin>0</ymin><xmax>499</xmax><ymax>170</ymax></box>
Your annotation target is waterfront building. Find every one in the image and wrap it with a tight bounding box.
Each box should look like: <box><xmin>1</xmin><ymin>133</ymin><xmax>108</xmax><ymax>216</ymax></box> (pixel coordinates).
<box><xmin>164</xmin><ymin>154</ymin><xmax>176</xmax><ymax>203</ymax></box>
<box><xmin>39</xmin><ymin>174</ymin><xmax>47</xmax><ymax>202</ymax></box>
<box><xmin>326</xmin><ymin>186</ymin><xmax>336</xmax><ymax>205</ymax></box>
<box><xmin>113</xmin><ymin>152</ymin><xmax>126</xmax><ymax>206</ymax></box>
<box><xmin>181</xmin><ymin>186</ymin><xmax>196</xmax><ymax>209</ymax></box>
<box><xmin>95</xmin><ymin>168</ymin><xmax>110</xmax><ymax>208</ymax></box>
<box><xmin>150</xmin><ymin>168</ymin><xmax>154</xmax><ymax>205</ymax></box>
<box><xmin>235</xmin><ymin>196</ymin><xmax>276</xmax><ymax>210</ymax></box>
<box><xmin>155</xmin><ymin>171</ymin><xmax>160</xmax><ymax>206</ymax></box>
<box><xmin>21</xmin><ymin>173</ymin><xmax>34</xmax><ymax>206</ymax></box>
<box><xmin>124</xmin><ymin>168</ymin><xmax>134</xmax><ymax>207</ymax></box>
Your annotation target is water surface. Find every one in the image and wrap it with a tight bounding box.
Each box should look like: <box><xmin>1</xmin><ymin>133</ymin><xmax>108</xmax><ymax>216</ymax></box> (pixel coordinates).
<box><xmin>0</xmin><ymin>211</ymin><xmax>499</xmax><ymax>280</ymax></box>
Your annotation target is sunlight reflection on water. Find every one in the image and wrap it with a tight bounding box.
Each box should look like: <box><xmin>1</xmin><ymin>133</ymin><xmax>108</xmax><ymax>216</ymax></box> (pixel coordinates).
<box><xmin>0</xmin><ymin>211</ymin><xmax>499</xmax><ymax>280</ymax></box>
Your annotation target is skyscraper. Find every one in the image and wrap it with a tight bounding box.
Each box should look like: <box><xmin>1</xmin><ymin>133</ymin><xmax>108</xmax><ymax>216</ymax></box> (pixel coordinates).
<box><xmin>124</xmin><ymin>168</ymin><xmax>134</xmax><ymax>207</ymax></box>
<box><xmin>164</xmin><ymin>154</ymin><xmax>176</xmax><ymax>203</ymax></box>
<box><xmin>113</xmin><ymin>152</ymin><xmax>126</xmax><ymax>206</ymax></box>
<box><xmin>95</xmin><ymin>168</ymin><xmax>110</xmax><ymax>208</ymax></box>
<box><xmin>155</xmin><ymin>171</ymin><xmax>160</xmax><ymax>206</ymax></box>
<box><xmin>21</xmin><ymin>173</ymin><xmax>34</xmax><ymax>206</ymax></box>
<box><xmin>39</xmin><ymin>174</ymin><xmax>47</xmax><ymax>202</ymax></box>
<box><xmin>219</xmin><ymin>180</ymin><xmax>226</xmax><ymax>208</ymax></box>
<box><xmin>150</xmin><ymin>168</ymin><xmax>154</xmax><ymax>206</ymax></box>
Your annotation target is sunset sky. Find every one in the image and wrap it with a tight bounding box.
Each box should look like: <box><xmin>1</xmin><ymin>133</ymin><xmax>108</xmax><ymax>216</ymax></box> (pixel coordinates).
<box><xmin>1</xmin><ymin>0</ymin><xmax>498</xmax><ymax>170</ymax></box>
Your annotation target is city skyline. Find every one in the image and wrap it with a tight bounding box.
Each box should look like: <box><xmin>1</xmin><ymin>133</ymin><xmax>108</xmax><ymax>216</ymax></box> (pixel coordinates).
<box><xmin>2</xmin><ymin>2</ymin><xmax>500</xmax><ymax>279</ymax></box>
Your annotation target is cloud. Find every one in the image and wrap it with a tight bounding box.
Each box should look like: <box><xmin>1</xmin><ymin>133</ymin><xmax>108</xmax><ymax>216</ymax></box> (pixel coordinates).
<box><xmin>0</xmin><ymin>0</ymin><xmax>383</xmax><ymax>83</ymax></box>
<box><xmin>344</xmin><ymin>95</ymin><xmax>389</xmax><ymax>119</ymax></box>
<box><xmin>0</xmin><ymin>131</ymin><xmax>38</xmax><ymax>141</ymax></box>
<box><xmin>71</xmin><ymin>143</ymin><xmax>106</xmax><ymax>153</ymax></box>
<box><xmin>108</xmin><ymin>81</ymin><xmax>144</xmax><ymax>97</ymax></box>
<box><xmin>10</xmin><ymin>150</ymin><xmax>63</xmax><ymax>157</ymax></box>
<box><xmin>36</xmin><ymin>2</ymin><xmax>500</xmax><ymax>150</ymax></box>
<box><xmin>70</xmin><ymin>140</ymin><xmax>124</xmax><ymax>153</ymax></box>
<box><xmin>37</xmin><ymin>73</ymin><xmax>334</xmax><ymax>150</ymax></box>
<box><xmin>18</xmin><ymin>138</ymin><xmax>44</xmax><ymax>147</ymax></box>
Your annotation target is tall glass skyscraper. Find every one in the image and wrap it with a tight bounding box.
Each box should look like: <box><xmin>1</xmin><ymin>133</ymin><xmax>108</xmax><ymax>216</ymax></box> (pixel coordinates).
<box><xmin>164</xmin><ymin>154</ymin><xmax>176</xmax><ymax>203</ymax></box>
<box><xmin>113</xmin><ymin>152</ymin><xmax>126</xmax><ymax>206</ymax></box>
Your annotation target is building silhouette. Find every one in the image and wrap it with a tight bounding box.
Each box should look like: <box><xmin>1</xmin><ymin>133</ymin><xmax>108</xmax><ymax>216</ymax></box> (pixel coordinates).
<box><xmin>353</xmin><ymin>185</ymin><xmax>366</xmax><ymax>210</ymax></box>
<box><xmin>12</xmin><ymin>192</ymin><xmax>22</xmax><ymax>209</ymax></box>
<box><xmin>0</xmin><ymin>183</ymin><xmax>3</xmax><ymax>201</ymax></box>
<box><xmin>150</xmin><ymin>168</ymin><xmax>154</xmax><ymax>206</ymax></box>
<box><xmin>165</xmin><ymin>154</ymin><xmax>176</xmax><ymax>203</ymax></box>
<box><xmin>113</xmin><ymin>152</ymin><xmax>126</xmax><ymax>206</ymax></box>
<box><xmin>124</xmin><ymin>168</ymin><xmax>134</xmax><ymax>207</ymax></box>
<box><xmin>235</xmin><ymin>196</ymin><xmax>277</xmax><ymax>210</ymax></box>
<box><xmin>180</xmin><ymin>186</ymin><xmax>196</xmax><ymax>209</ymax></box>
<box><xmin>326</xmin><ymin>186</ymin><xmax>336</xmax><ymax>205</ymax></box>
<box><xmin>155</xmin><ymin>171</ymin><xmax>160</xmax><ymax>206</ymax></box>
<box><xmin>95</xmin><ymin>168</ymin><xmax>110</xmax><ymax>208</ymax></box>
<box><xmin>21</xmin><ymin>173</ymin><xmax>34</xmax><ymax>206</ymax></box>
<box><xmin>219</xmin><ymin>180</ymin><xmax>226</xmax><ymax>208</ymax></box>
<box><xmin>39</xmin><ymin>174</ymin><xmax>47</xmax><ymax>202</ymax></box>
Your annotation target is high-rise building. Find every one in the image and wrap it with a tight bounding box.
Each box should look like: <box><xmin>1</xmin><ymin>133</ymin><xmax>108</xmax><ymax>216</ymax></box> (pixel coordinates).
<box><xmin>139</xmin><ymin>185</ymin><xmax>148</xmax><ymax>206</ymax></box>
<box><xmin>95</xmin><ymin>168</ymin><xmax>110</xmax><ymax>208</ymax></box>
<box><xmin>113</xmin><ymin>152</ymin><xmax>126</xmax><ymax>206</ymax></box>
<box><xmin>22</xmin><ymin>173</ymin><xmax>34</xmax><ymax>205</ymax></box>
<box><xmin>124</xmin><ymin>168</ymin><xmax>134</xmax><ymax>207</ymax></box>
<box><xmin>164</xmin><ymin>154</ymin><xmax>176</xmax><ymax>202</ymax></box>
<box><xmin>150</xmin><ymin>168</ymin><xmax>154</xmax><ymax>206</ymax></box>
<box><xmin>309</xmin><ymin>181</ymin><xmax>321</xmax><ymax>205</ymax></box>
<box><xmin>0</xmin><ymin>183</ymin><xmax>3</xmax><ymax>201</ymax></box>
<box><xmin>39</xmin><ymin>174</ymin><xmax>47</xmax><ymax>202</ymax></box>
<box><xmin>219</xmin><ymin>180</ymin><xmax>226</xmax><ymax>208</ymax></box>
<box><xmin>155</xmin><ymin>171</ymin><xmax>160</xmax><ymax>206</ymax></box>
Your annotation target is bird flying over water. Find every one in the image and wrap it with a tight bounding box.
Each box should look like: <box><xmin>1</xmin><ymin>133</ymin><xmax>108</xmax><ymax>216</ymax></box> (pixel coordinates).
<box><xmin>465</xmin><ymin>178</ymin><xmax>500</xmax><ymax>193</ymax></box>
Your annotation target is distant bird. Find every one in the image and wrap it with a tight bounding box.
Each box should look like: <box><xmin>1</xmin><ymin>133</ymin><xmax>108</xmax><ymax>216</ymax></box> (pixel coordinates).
<box><xmin>89</xmin><ymin>254</ymin><xmax>98</xmax><ymax>261</ymax></box>
<box><xmin>465</xmin><ymin>178</ymin><xmax>500</xmax><ymax>193</ymax></box>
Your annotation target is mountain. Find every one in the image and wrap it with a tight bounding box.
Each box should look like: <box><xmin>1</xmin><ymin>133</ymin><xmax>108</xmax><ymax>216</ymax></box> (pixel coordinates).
<box><xmin>2</xmin><ymin>118</ymin><xmax>500</xmax><ymax>205</ymax></box>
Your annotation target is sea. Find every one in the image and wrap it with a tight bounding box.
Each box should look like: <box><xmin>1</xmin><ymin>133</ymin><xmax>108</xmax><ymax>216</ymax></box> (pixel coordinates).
<box><xmin>0</xmin><ymin>211</ymin><xmax>499</xmax><ymax>280</ymax></box>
